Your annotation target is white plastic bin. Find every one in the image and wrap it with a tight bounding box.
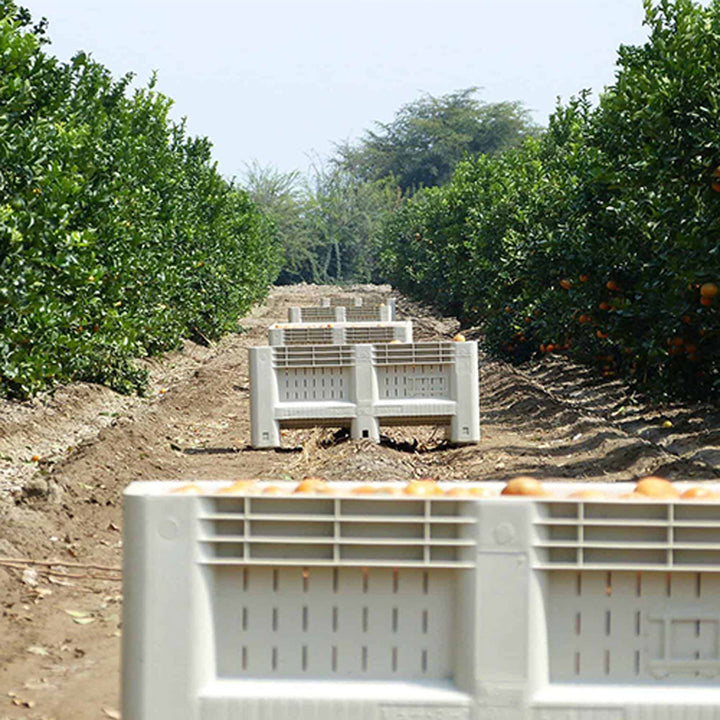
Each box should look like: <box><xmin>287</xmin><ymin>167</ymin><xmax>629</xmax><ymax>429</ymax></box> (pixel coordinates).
<box><xmin>122</xmin><ymin>481</ymin><xmax>720</xmax><ymax>720</ymax></box>
<box><xmin>288</xmin><ymin>302</ymin><xmax>395</xmax><ymax>323</ymax></box>
<box><xmin>268</xmin><ymin>320</ymin><xmax>413</xmax><ymax>346</ymax></box>
<box><xmin>249</xmin><ymin>342</ymin><xmax>480</xmax><ymax>447</ymax></box>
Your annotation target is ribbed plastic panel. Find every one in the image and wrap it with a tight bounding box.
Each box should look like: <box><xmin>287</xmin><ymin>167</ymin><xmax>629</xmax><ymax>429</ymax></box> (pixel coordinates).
<box><xmin>123</xmin><ymin>481</ymin><xmax>720</xmax><ymax>720</ymax></box>
<box><xmin>344</xmin><ymin>326</ymin><xmax>396</xmax><ymax>343</ymax></box>
<box><xmin>199</xmin><ymin>495</ymin><xmax>475</xmax><ymax>567</ymax></box>
<box><xmin>288</xmin><ymin>303</ymin><xmax>394</xmax><ymax>323</ymax></box>
<box><xmin>533</xmin><ymin>500</ymin><xmax>720</xmax><ymax>571</ymax></box>
<box><xmin>268</xmin><ymin>321</ymin><xmax>413</xmax><ymax>347</ymax></box>
<box><xmin>272</xmin><ymin>346</ymin><xmax>355</xmax><ymax>368</ymax></box>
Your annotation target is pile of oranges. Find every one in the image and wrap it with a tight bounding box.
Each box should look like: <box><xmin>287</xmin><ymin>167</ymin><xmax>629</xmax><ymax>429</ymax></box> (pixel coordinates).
<box><xmin>171</xmin><ymin>475</ymin><xmax>720</xmax><ymax>500</ymax></box>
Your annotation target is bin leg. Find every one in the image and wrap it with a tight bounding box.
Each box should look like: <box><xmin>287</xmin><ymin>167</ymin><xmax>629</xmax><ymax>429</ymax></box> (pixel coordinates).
<box><xmin>351</xmin><ymin>416</ymin><xmax>380</xmax><ymax>442</ymax></box>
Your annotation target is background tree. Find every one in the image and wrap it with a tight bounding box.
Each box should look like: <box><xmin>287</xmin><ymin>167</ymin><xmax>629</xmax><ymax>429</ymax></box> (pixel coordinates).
<box><xmin>336</xmin><ymin>87</ymin><xmax>539</xmax><ymax>193</ymax></box>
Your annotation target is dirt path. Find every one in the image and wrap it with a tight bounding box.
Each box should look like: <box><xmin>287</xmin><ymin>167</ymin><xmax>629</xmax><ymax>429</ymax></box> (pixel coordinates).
<box><xmin>2</xmin><ymin>283</ymin><xmax>720</xmax><ymax>720</ymax></box>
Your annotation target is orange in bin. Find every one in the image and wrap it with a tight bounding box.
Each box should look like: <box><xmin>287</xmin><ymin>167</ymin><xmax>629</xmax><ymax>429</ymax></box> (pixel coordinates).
<box><xmin>403</xmin><ymin>478</ymin><xmax>444</xmax><ymax>497</ymax></box>
<box><xmin>218</xmin><ymin>480</ymin><xmax>257</xmax><ymax>494</ymax></box>
<box><xmin>633</xmin><ymin>476</ymin><xmax>680</xmax><ymax>499</ymax></box>
<box><xmin>501</xmin><ymin>476</ymin><xmax>549</xmax><ymax>497</ymax></box>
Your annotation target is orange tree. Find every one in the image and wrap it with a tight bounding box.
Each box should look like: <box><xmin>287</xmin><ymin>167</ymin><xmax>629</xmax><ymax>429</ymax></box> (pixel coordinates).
<box><xmin>0</xmin><ymin>4</ymin><xmax>280</xmax><ymax>398</ymax></box>
<box><xmin>377</xmin><ymin>0</ymin><xmax>720</xmax><ymax>401</ymax></box>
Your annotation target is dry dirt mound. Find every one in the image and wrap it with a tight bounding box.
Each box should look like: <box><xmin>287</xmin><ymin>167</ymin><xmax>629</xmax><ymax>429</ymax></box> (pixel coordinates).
<box><xmin>1</xmin><ymin>283</ymin><xmax>719</xmax><ymax>719</ymax></box>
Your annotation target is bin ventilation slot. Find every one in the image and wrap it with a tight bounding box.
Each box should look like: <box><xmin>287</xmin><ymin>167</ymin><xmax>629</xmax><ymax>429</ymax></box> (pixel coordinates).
<box><xmin>199</xmin><ymin>497</ymin><xmax>475</xmax><ymax>568</ymax></box>
<box><xmin>548</xmin><ymin>571</ymin><xmax>720</xmax><ymax>684</ymax></box>
<box><xmin>373</xmin><ymin>343</ymin><xmax>454</xmax><ymax>366</ymax></box>
<box><xmin>345</xmin><ymin>327</ymin><xmax>395</xmax><ymax>343</ymax></box>
<box><xmin>378</xmin><ymin>365</ymin><xmax>450</xmax><ymax>399</ymax></box>
<box><xmin>273</xmin><ymin>346</ymin><xmax>354</xmax><ymax>369</ymax></box>
<box><xmin>533</xmin><ymin>501</ymin><xmax>720</xmax><ymax>571</ymax></box>
<box><xmin>282</xmin><ymin>328</ymin><xmax>334</xmax><ymax>345</ymax></box>
<box><xmin>213</xmin><ymin>566</ymin><xmax>453</xmax><ymax>680</ymax></box>
<box><xmin>278</xmin><ymin>367</ymin><xmax>351</xmax><ymax>402</ymax></box>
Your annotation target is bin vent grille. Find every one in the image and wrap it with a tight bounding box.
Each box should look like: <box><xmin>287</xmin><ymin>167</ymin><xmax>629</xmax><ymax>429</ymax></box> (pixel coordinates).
<box><xmin>533</xmin><ymin>501</ymin><xmax>720</xmax><ymax>571</ymax></box>
<box><xmin>548</xmin><ymin>571</ymin><xmax>720</xmax><ymax>684</ymax></box>
<box><xmin>273</xmin><ymin>346</ymin><xmax>354</xmax><ymax>369</ymax></box>
<box><xmin>282</xmin><ymin>328</ymin><xmax>334</xmax><ymax>345</ymax></box>
<box><xmin>198</xmin><ymin>497</ymin><xmax>475</xmax><ymax>568</ymax></box>
<box><xmin>212</xmin><ymin>566</ymin><xmax>455</xmax><ymax>680</ymax></box>
<box><xmin>347</xmin><ymin>306</ymin><xmax>388</xmax><ymax>321</ymax></box>
<box><xmin>373</xmin><ymin>343</ymin><xmax>454</xmax><ymax>366</ymax></box>
<box><xmin>345</xmin><ymin>327</ymin><xmax>396</xmax><ymax>343</ymax></box>
<box><xmin>295</xmin><ymin>307</ymin><xmax>337</xmax><ymax>322</ymax></box>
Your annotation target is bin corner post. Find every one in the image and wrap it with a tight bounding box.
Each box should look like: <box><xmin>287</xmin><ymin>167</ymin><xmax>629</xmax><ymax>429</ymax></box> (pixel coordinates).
<box><xmin>249</xmin><ymin>346</ymin><xmax>281</xmax><ymax>448</ymax></box>
<box><xmin>268</xmin><ymin>327</ymin><xmax>283</xmax><ymax>346</ymax></box>
<box><xmin>450</xmin><ymin>341</ymin><xmax>480</xmax><ymax>444</ymax></box>
<box><xmin>122</xmin><ymin>493</ymin><xmax>202</xmax><ymax>720</ymax></box>
<box><xmin>351</xmin><ymin>344</ymin><xmax>380</xmax><ymax>441</ymax></box>
<box><xmin>474</xmin><ymin>500</ymin><xmax>534</xmax><ymax>718</ymax></box>
<box><xmin>335</xmin><ymin>306</ymin><xmax>347</xmax><ymax>322</ymax></box>
<box><xmin>288</xmin><ymin>307</ymin><xmax>301</xmax><ymax>323</ymax></box>
<box><xmin>387</xmin><ymin>297</ymin><xmax>397</xmax><ymax>320</ymax></box>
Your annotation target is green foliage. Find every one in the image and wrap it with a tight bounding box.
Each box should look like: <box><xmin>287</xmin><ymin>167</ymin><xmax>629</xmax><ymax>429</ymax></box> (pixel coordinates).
<box><xmin>337</xmin><ymin>88</ymin><xmax>540</xmax><ymax>193</ymax></box>
<box><xmin>245</xmin><ymin>160</ymin><xmax>399</xmax><ymax>285</ymax></box>
<box><xmin>377</xmin><ymin>0</ymin><xmax>720</xmax><ymax>402</ymax></box>
<box><xmin>0</xmin><ymin>4</ymin><xmax>280</xmax><ymax>399</ymax></box>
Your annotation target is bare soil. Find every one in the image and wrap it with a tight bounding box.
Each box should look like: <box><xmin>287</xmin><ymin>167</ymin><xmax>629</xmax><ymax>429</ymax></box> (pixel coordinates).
<box><xmin>1</xmin><ymin>283</ymin><xmax>720</xmax><ymax>720</ymax></box>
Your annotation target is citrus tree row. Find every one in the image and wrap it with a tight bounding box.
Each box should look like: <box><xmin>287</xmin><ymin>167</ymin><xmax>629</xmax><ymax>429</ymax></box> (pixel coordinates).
<box><xmin>378</xmin><ymin>0</ymin><xmax>720</xmax><ymax>402</ymax></box>
<box><xmin>0</xmin><ymin>4</ymin><xmax>281</xmax><ymax>399</ymax></box>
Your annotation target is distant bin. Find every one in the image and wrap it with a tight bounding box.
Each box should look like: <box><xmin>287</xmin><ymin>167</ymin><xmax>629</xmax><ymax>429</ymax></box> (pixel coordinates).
<box><xmin>249</xmin><ymin>341</ymin><xmax>480</xmax><ymax>447</ymax></box>
<box><xmin>268</xmin><ymin>320</ymin><xmax>413</xmax><ymax>346</ymax></box>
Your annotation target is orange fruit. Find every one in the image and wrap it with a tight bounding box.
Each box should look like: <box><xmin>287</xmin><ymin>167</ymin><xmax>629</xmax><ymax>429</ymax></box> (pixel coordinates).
<box><xmin>262</xmin><ymin>485</ymin><xmax>286</xmax><ymax>495</ymax></box>
<box><xmin>403</xmin><ymin>478</ymin><xmax>444</xmax><ymax>497</ymax></box>
<box><xmin>294</xmin><ymin>476</ymin><xmax>334</xmax><ymax>494</ymax></box>
<box><xmin>596</xmin><ymin>330</ymin><xmax>608</xmax><ymax>340</ymax></box>
<box><xmin>501</xmin><ymin>476</ymin><xmax>548</xmax><ymax>497</ymax></box>
<box><xmin>171</xmin><ymin>483</ymin><xmax>203</xmax><ymax>494</ymax></box>
<box><xmin>374</xmin><ymin>485</ymin><xmax>403</xmax><ymax>496</ymax></box>
<box><xmin>350</xmin><ymin>484</ymin><xmax>381</xmax><ymax>495</ymax></box>
<box><xmin>453</xmin><ymin>333</ymin><xmax>466</xmax><ymax>342</ymax></box>
<box><xmin>560</xmin><ymin>279</ymin><xmax>572</xmax><ymax>290</ymax></box>
<box><xmin>606</xmin><ymin>280</ymin><xmax>620</xmax><ymax>292</ymax></box>
<box><xmin>578</xmin><ymin>314</ymin><xmax>591</xmax><ymax>325</ymax></box>
<box><xmin>700</xmin><ymin>296</ymin><xmax>713</xmax><ymax>307</ymax></box>
<box><xmin>700</xmin><ymin>282</ymin><xmax>718</xmax><ymax>299</ymax></box>
<box><xmin>569</xmin><ymin>488</ymin><xmax>608</xmax><ymax>500</ymax></box>
<box><xmin>634</xmin><ymin>476</ymin><xmax>680</xmax><ymax>499</ymax></box>
<box><xmin>579</xmin><ymin>274</ymin><xmax>589</xmax><ymax>283</ymax></box>
<box><xmin>681</xmin><ymin>486</ymin><xmax>720</xmax><ymax>500</ymax></box>
<box><xmin>218</xmin><ymin>480</ymin><xmax>257</xmax><ymax>494</ymax></box>
<box><xmin>599</xmin><ymin>302</ymin><xmax>610</xmax><ymax>311</ymax></box>
<box><xmin>444</xmin><ymin>486</ymin><xmax>495</xmax><ymax>498</ymax></box>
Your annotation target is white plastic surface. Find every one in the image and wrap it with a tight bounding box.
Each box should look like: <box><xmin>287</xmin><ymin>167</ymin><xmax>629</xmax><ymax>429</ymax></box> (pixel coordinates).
<box><xmin>288</xmin><ymin>301</ymin><xmax>395</xmax><ymax>323</ymax></box>
<box><xmin>268</xmin><ymin>320</ymin><xmax>413</xmax><ymax>346</ymax></box>
<box><xmin>249</xmin><ymin>342</ymin><xmax>480</xmax><ymax>447</ymax></box>
<box><xmin>123</xmin><ymin>481</ymin><xmax>720</xmax><ymax>720</ymax></box>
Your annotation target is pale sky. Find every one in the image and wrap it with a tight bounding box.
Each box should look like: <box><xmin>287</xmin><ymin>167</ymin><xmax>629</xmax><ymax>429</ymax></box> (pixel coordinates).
<box><xmin>21</xmin><ymin>0</ymin><xmax>651</xmax><ymax>181</ymax></box>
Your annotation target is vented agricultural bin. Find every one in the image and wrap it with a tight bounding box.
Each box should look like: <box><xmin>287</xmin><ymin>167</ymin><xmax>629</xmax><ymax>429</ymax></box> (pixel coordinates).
<box><xmin>288</xmin><ymin>300</ymin><xmax>396</xmax><ymax>323</ymax></box>
<box><xmin>268</xmin><ymin>320</ymin><xmax>413</xmax><ymax>346</ymax></box>
<box><xmin>249</xmin><ymin>341</ymin><xmax>480</xmax><ymax>447</ymax></box>
<box><xmin>122</xmin><ymin>480</ymin><xmax>720</xmax><ymax>720</ymax></box>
